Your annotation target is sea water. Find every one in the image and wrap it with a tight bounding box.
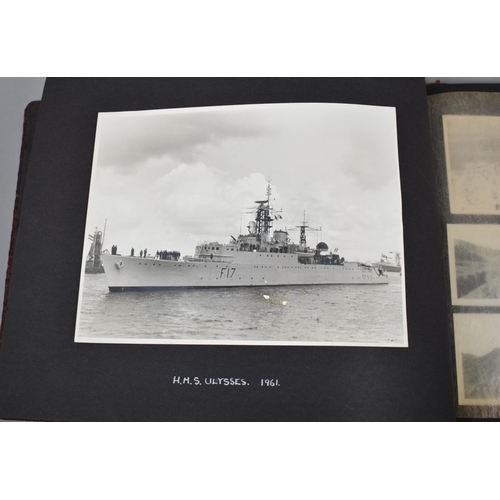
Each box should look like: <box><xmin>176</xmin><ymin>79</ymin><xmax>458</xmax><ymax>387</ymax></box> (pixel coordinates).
<box><xmin>76</xmin><ymin>273</ymin><xmax>406</xmax><ymax>345</ymax></box>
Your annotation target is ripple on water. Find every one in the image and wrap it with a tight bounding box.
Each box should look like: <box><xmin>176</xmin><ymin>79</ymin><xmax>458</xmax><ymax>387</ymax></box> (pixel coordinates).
<box><xmin>76</xmin><ymin>274</ymin><xmax>406</xmax><ymax>345</ymax></box>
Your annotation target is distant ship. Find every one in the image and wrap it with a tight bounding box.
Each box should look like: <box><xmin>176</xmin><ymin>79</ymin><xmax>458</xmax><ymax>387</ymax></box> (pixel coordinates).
<box><xmin>85</xmin><ymin>227</ymin><xmax>105</xmax><ymax>274</ymax></box>
<box><xmin>377</xmin><ymin>252</ymin><xmax>401</xmax><ymax>273</ymax></box>
<box><xmin>101</xmin><ymin>182</ymin><xmax>389</xmax><ymax>291</ymax></box>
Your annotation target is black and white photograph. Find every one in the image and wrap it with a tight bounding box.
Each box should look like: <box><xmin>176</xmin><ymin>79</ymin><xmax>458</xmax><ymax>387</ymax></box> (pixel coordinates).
<box><xmin>448</xmin><ymin>224</ymin><xmax>500</xmax><ymax>307</ymax></box>
<box><xmin>454</xmin><ymin>313</ymin><xmax>500</xmax><ymax>406</ymax></box>
<box><xmin>443</xmin><ymin>114</ymin><xmax>500</xmax><ymax>215</ymax></box>
<box><xmin>75</xmin><ymin>102</ymin><xmax>406</xmax><ymax>346</ymax></box>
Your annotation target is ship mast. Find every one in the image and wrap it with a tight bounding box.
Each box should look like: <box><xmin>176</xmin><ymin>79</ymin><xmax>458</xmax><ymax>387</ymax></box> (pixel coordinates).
<box><xmin>87</xmin><ymin>227</ymin><xmax>103</xmax><ymax>269</ymax></box>
<box><xmin>289</xmin><ymin>211</ymin><xmax>321</xmax><ymax>248</ymax></box>
<box><xmin>247</xmin><ymin>178</ymin><xmax>281</xmax><ymax>237</ymax></box>
<box><xmin>102</xmin><ymin>218</ymin><xmax>107</xmax><ymax>249</ymax></box>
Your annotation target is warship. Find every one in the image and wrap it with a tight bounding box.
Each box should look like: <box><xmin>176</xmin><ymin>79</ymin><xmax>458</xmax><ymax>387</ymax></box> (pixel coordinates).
<box><xmin>377</xmin><ymin>252</ymin><xmax>402</xmax><ymax>273</ymax></box>
<box><xmin>100</xmin><ymin>183</ymin><xmax>389</xmax><ymax>291</ymax></box>
<box><xmin>85</xmin><ymin>227</ymin><xmax>105</xmax><ymax>274</ymax></box>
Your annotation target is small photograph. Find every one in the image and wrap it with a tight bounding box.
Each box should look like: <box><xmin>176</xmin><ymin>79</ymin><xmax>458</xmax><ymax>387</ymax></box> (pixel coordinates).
<box><xmin>75</xmin><ymin>102</ymin><xmax>406</xmax><ymax>346</ymax></box>
<box><xmin>448</xmin><ymin>224</ymin><xmax>500</xmax><ymax>307</ymax></box>
<box><xmin>443</xmin><ymin>115</ymin><xmax>500</xmax><ymax>215</ymax></box>
<box><xmin>454</xmin><ymin>313</ymin><xmax>500</xmax><ymax>406</ymax></box>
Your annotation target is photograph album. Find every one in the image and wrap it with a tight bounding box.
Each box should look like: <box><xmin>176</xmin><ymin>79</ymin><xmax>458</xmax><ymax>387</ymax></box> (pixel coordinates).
<box><xmin>1</xmin><ymin>78</ymin><xmax>497</xmax><ymax>420</ymax></box>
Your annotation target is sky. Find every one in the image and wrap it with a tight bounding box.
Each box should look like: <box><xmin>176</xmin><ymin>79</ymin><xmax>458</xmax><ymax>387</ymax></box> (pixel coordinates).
<box><xmin>445</xmin><ymin>114</ymin><xmax>500</xmax><ymax>173</ymax></box>
<box><xmin>455</xmin><ymin>314</ymin><xmax>500</xmax><ymax>357</ymax></box>
<box><xmin>83</xmin><ymin>102</ymin><xmax>403</xmax><ymax>263</ymax></box>
<box><xmin>449</xmin><ymin>224</ymin><xmax>500</xmax><ymax>252</ymax></box>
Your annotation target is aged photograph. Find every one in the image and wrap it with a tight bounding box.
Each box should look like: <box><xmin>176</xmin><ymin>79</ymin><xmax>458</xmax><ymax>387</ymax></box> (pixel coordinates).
<box><xmin>75</xmin><ymin>102</ymin><xmax>406</xmax><ymax>346</ymax></box>
<box><xmin>443</xmin><ymin>114</ymin><xmax>500</xmax><ymax>215</ymax></box>
<box><xmin>448</xmin><ymin>224</ymin><xmax>500</xmax><ymax>307</ymax></box>
<box><xmin>454</xmin><ymin>313</ymin><xmax>500</xmax><ymax>406</ymax></box>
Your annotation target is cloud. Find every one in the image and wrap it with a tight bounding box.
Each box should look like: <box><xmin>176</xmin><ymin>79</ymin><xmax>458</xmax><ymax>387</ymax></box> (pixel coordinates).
<box><xmin>336</xmin><ymin>107</ymin><xmax>399</xmax><ymax>190</ymax></box>
<box><xmin>86</xmin><ymin>163</ymin><xmax>274</xmax><ymax>257</ymax></box>
<box><xmin>95</xmin><ymin>107</ymin><xmax>269</xmax><ymax>172</ymax></box>
<box><xmin>84</xmin><ymin>103</ymin><xmax>403</xmax><ymax>263</ymax></box>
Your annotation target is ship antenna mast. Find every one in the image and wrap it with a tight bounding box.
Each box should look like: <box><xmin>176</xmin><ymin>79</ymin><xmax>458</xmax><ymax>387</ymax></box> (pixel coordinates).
<box><xmin>246</xmin><ymin>177</ymin><xmax>281</xmax><ymax>236</ymax></box>
<box><xmin>264</xmin><ymin>177</ymin><xmax>273</xmax><ymax>234</ymax></box>
<box><xmin>287</xmin><ymin>211</ymin><xmax>321</xmax><ymax>248</ymax></box>
<box><xmin>102</xmin><ymin>218</ymin><xmax>107</xmax><ymax>248</ymax></box>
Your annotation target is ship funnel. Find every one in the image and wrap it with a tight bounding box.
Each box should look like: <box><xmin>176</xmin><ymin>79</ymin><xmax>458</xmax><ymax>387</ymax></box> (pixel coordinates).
<box><xmin>273</xmin><ymin>230</ymin><xmax>288</xmax><ymax>245</ymax></box>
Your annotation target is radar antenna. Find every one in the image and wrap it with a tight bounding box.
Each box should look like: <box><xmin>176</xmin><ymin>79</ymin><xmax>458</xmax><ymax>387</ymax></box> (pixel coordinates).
<box><xmin>287</xmin><ymin>211</ymin><xmax>321</xmax><ymax>248</ymax></box>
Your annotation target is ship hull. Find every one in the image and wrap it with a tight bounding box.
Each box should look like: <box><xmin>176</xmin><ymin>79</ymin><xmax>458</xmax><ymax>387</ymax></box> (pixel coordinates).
<box><xmin>380</xmin><ymin>264</ymin><xmax>401</xmax><ymax>273</ymax></box>
<box><xmin>101</xmin><ymin>254</ymin><xmax>389</xmax><ymax>291</ymax></box>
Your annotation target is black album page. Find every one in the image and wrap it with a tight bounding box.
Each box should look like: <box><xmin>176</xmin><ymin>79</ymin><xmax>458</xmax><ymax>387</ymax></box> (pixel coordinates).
<box><xmin>0</xmin><ymin>78</ymin><xmax>454</xmax><ymax>421</ymax></box>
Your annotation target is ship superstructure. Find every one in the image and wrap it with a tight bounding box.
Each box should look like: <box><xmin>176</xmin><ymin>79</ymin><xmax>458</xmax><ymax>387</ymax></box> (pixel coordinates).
<box><xmin>377</xmin><ymin>252</ymin><xmax>402</xmax><ymax>273</ymax></box>
<box><xmin>100</xmin><ymin>182</ymin><xmax>389</xmax><ymax>291</ymax></box>
<box><xmin>85</xmin><ymin>226</ymin><xmax>105</xmax><ymax>274</ymax></box>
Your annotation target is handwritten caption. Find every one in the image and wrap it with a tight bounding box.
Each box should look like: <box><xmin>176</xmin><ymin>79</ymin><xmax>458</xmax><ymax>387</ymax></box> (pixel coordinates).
<box><xmin>172</xmin><ymin>376</ymin><xmax>280</xmax><ymax>387</ymax></box>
